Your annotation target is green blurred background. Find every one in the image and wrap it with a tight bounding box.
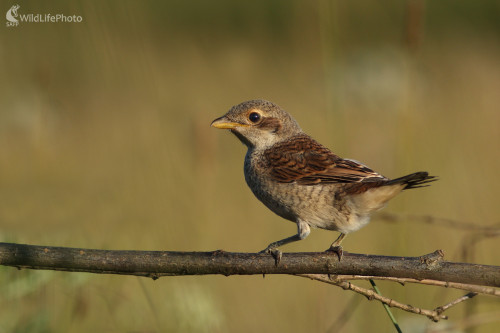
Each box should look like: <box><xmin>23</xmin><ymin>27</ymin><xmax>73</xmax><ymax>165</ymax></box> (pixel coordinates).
<box><xmin>1</xmin><ymin>1</ymin><xmax>499</xmax><ymax>332</ymax></box>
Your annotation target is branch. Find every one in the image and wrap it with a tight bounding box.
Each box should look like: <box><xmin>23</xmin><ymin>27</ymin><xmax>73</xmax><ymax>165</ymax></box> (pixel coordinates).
<box><xmin>0</xmin><ymin>243</ymin><xmax>499</xmax><ymax>287</ymax></box>
<box><xmin>434</xmin><ymin>292</ymin><xmax>478</xmax><ymax>315</ymax></box>
<box><xmin>323</xmin><ymin>275</ymin><xmax>500</xmax><ymax>297</ymax></box>
<box><xmin>298</xmin><ymin>274</ymin><xmax>447</xmax><ymax>322</ymax></box>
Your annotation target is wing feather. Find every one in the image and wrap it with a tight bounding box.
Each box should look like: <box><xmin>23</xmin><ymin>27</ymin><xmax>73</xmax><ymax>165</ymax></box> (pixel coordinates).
<box><xmin>264</xmin><ymin>135</ymin><xmax>387</xmax><ymax>185</ymax></box>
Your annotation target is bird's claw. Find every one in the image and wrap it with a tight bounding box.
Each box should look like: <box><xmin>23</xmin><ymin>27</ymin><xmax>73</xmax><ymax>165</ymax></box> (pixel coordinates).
<box><xmin>269</xmin><ymin>249</ymin><xmax>282</xmax><ymax>266</ymax></box>
<box><xmin>259</xmin><ymin>247</ymin><xmax>282</xmax><ymax>266</ymax></box>
<box><xmin>326</xmin><ymin>245</ymin><xmax>343</xmax><ymax>261</ymax></box>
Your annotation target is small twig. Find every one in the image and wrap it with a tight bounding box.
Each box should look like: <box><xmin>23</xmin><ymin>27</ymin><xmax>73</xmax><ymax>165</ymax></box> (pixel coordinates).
<box><xmin>326</xmin><ymin>275</ymin><xmax>500</xmax><ymax>297</ymax></box>
<box><xmin>298</xmin><ymin>274</ymin><xmax>447</xmax><ymax>321</ymax></box>
<box><xmin>434</xmin><ymin>292</ymin><xmax>478</xmax><ymax>315</ymax></box>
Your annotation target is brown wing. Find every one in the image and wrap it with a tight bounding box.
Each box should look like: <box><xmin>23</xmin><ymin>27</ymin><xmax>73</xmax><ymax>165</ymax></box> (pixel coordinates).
<box><xmin>264</xmin><ymin>135</ymin><xmax>387</xmax><ymax>186</ymax></box>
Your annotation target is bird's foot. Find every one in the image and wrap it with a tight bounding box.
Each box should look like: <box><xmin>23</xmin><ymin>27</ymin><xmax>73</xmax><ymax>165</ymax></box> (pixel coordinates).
<box><xmin>325</xmin><ymin>245</ymin><xmax>343</xmax><ymax>261</ymax></box>
<box><xmin>259</xmin><ymin>247</ymin><xmax>282</xmax><ymax>266</ymax></box>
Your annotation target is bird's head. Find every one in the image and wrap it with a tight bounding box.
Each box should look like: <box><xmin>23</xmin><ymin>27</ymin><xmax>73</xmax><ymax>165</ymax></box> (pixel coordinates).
<box><xmin>211</xmin><ymin>100</ymin><xmax>303</xmax><ymax>149</ymax></box>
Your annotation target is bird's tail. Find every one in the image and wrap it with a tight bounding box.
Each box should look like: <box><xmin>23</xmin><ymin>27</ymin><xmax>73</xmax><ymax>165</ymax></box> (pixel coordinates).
<box><xmin>386</xmin><ymin>171</ymin><xmax>437</xmax><ymax>190</ymax></box>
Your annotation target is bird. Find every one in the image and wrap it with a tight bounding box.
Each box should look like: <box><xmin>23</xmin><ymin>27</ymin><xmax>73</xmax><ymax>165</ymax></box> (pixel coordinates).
<box><xmin>211</xmin><ymin>99</ymin><xmax>436</xmax><ymax>261</ymax></box>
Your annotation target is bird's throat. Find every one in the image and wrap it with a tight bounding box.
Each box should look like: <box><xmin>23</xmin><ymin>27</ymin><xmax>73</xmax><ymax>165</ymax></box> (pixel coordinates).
<box><xmin>230</xmin><ymin>129</ymin><xmax>254</xmax><ymax>148</ymax></box>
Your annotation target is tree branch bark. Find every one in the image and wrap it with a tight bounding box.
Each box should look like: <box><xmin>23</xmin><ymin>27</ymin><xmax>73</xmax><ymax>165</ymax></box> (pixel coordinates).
<box><xmin>0</xmin><ymin>242</ymin><xmax>499</xmax><ymax>287</ymax></box>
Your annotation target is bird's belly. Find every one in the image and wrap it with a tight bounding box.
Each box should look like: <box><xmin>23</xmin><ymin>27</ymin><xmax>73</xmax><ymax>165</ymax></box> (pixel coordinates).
<box><xmin>246</xmin><ymin>173</ymin><xmax>365</xmax><ymax>233</ymax></box>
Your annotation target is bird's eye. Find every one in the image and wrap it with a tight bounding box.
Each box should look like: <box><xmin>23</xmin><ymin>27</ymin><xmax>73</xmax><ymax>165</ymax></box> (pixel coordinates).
<box><xmin>248</xmin><ymin>112</ymin><xmax>261</xmax><ymax>123</ymax></box>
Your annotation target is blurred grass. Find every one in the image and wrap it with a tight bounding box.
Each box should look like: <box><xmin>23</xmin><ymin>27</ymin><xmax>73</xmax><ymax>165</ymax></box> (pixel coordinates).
<box><xmin>1</xmin><ymin>1</ymin><xmax>499</xmax><ymax>332</ymax></box>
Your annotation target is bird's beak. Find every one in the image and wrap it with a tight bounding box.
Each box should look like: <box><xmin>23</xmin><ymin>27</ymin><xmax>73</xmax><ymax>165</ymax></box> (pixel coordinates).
<box><xmin>211</xmin><ymin>116</ymin><xmax>248</xmax><ymax>129</ymax></box>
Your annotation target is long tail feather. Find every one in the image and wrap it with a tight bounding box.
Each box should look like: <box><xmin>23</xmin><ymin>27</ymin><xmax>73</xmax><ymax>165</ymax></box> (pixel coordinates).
<box><xmin>386</xmin><ymin>171</ymin><xmax>438</xmax><ymax>190</ymax></box>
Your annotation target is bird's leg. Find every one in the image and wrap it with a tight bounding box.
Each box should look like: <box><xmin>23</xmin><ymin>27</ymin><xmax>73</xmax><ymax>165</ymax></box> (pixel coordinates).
<box><xmin>259</xmin><ymin>221</ymin><xmax>310</xmax><ymax>265</ymax></box>
<box><xmin>326</xmin><ymin>233</ymin><xmax>346</xmax><ymax>261</ymax></box>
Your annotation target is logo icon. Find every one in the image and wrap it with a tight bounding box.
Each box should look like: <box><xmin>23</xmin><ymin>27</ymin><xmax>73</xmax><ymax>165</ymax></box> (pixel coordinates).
<box><xmin>5</xmin><ymin>4</ymin><xmax>83</xmax><ymax>27</ymax></box>
<box><xmin>6</xmin><ymin>4</ymin><xmax>20</xmax><ymax>27</ymax></box>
